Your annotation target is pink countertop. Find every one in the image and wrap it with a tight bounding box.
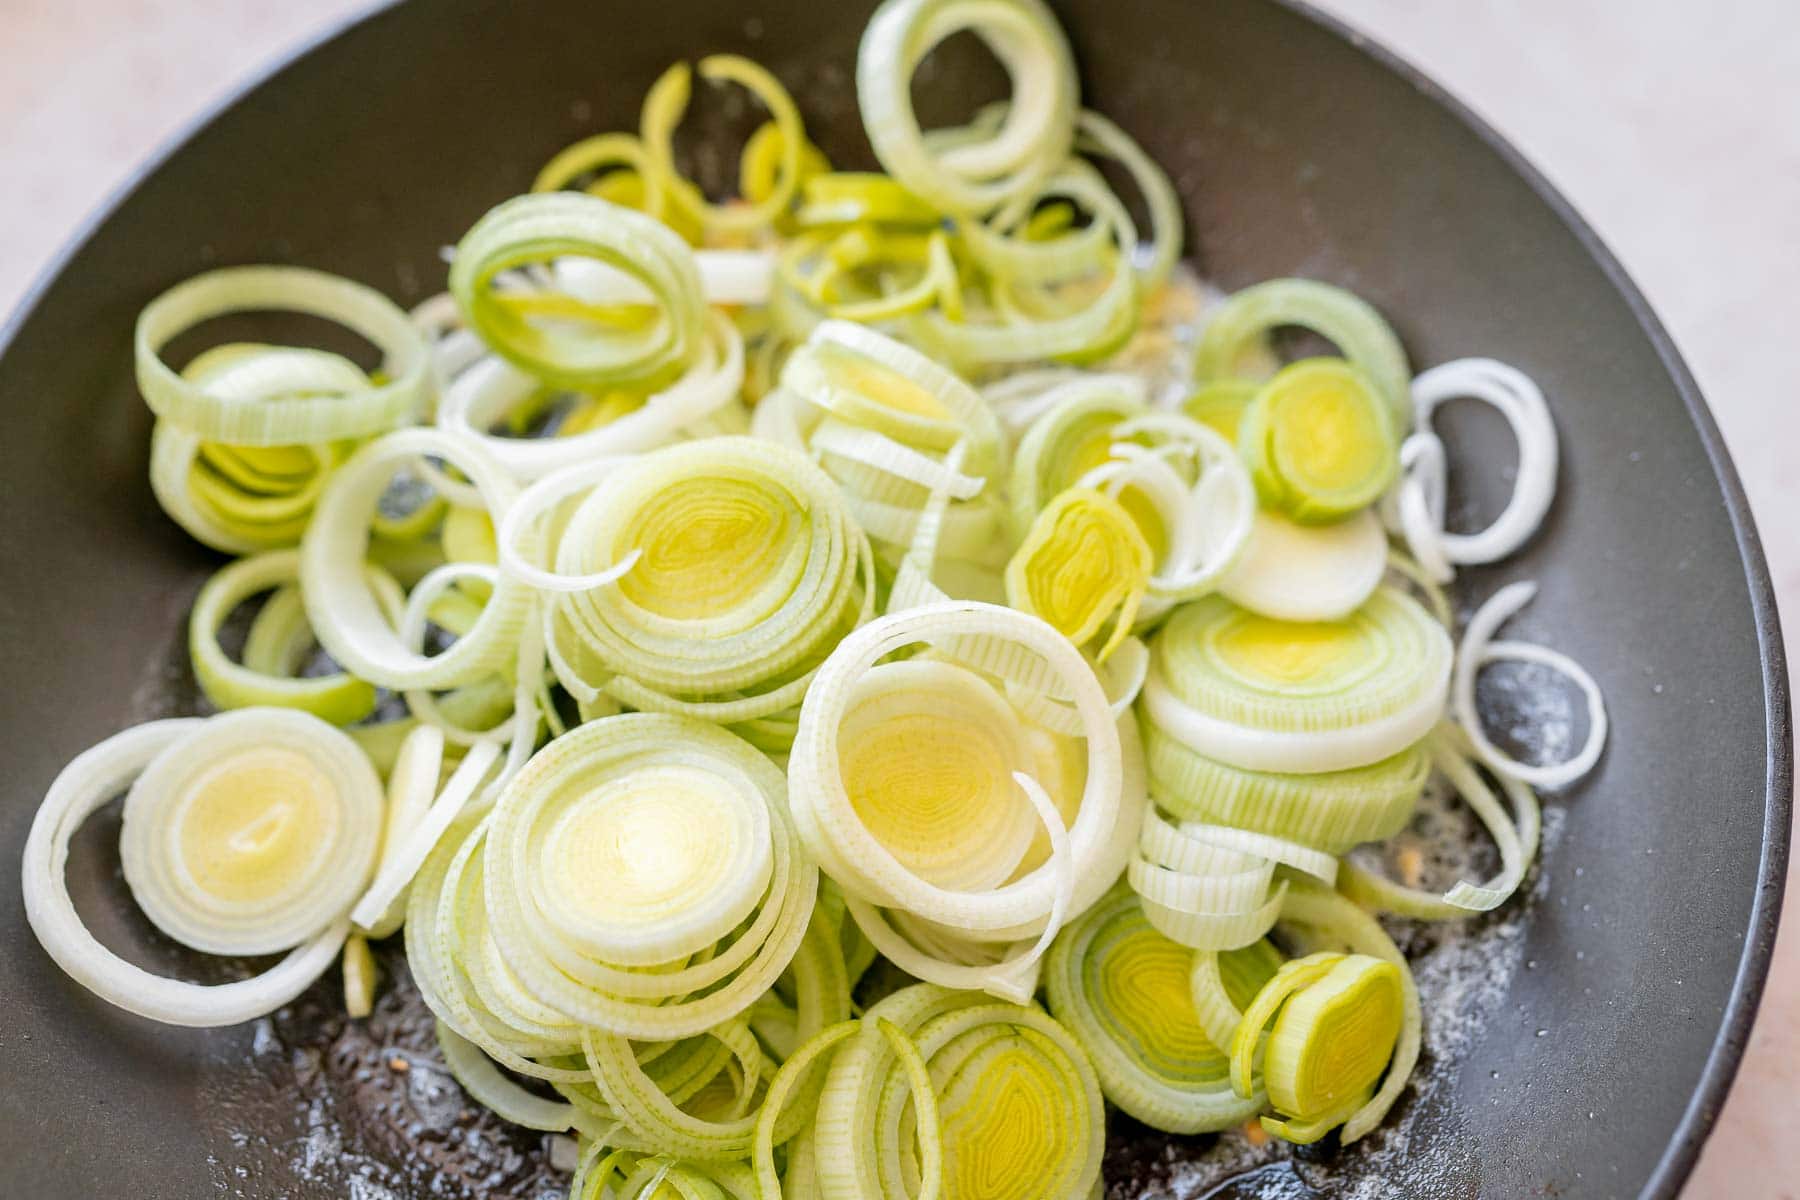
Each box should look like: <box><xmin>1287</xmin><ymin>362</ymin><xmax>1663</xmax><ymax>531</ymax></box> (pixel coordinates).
<box><xmin>3</xmin><ymin>1</ymin><xmax>1794</xmax><ymax>1195</ymax></box>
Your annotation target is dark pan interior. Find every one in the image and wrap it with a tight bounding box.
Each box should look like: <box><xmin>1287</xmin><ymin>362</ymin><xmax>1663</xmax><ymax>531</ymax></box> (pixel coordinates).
<box><xmin>0</xmin><ymin>1</ymin><xmax>1787</xmax><ymax>1197</ymax></box>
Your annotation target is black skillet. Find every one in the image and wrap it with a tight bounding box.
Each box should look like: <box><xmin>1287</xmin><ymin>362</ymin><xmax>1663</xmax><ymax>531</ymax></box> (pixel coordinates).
<box><xmin>0</xmin><ymin>1</ymin><xmax>1788</xmax><ymax>1197</ymax></box>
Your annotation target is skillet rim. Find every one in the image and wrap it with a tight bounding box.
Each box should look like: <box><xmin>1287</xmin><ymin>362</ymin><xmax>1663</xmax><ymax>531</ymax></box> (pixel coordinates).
<box><xmin>0</xmin><ymin>2</ymin><xmax>1788</xmax><ymax>1196</ymax></box>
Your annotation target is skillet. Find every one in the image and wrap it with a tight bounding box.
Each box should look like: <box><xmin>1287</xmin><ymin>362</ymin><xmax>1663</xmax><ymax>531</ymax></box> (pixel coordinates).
<box><xmin>0</xmin><ymin>1</ymin><xmax>1788</xmax><ymax>1196</ymax></box>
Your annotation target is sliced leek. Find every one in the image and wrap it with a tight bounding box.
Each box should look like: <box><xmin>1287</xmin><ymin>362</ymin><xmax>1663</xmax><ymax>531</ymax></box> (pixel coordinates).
<box><xmin>1043</xmin><ymin>883</ymin><xmax>1263</xmax><ymax>1132</ymax></box>
<box><xmin>136</xmin><ymin>266</ymin><xmax>430</xmax><ymax>445</ymax></box>
<box><xmin>1142</xmin><ymin>588</ymin><xmax>1452</xmax><ymax>773</ymax></box>
<box><xmin>1005</xmin><ymin>487</ymin><xmax>1152</xmax><ymax>660</ymax></box>
<box><xmin>1220</xmin><ymin>506</ymin><xmax>1388</xmax><ymax>622</ymax></box>
<box><xmin>1238</xmin><ymin>359</ymin><xmax>1397</xmax><ymax>522</ymax></box>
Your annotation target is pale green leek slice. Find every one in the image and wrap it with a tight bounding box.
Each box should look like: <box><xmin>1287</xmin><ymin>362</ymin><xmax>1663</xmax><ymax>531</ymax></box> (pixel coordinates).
<box><xmin>1043</xmin><ymin>883</ymin><xmax>1264</xmax><ymax>1132</ymax></box>
<box><xmin>1238</xmin><ymin>359</ymin><xmax>1397</xmax><ymax>523</ymax></box>
<box><xmin>815</xmin><ymin>984</ymin><xmax>1103</xmax><ymax>1200</ymax></box>
<box><xmin>1141</xmin><ymin>587</ymin><xmax>1451</xmax><ymax>773</ymax></box>
<box><xmin>1005</xmin><ymin>487</ymin><xmax>1153</xmax><ymax>660</ymax></box>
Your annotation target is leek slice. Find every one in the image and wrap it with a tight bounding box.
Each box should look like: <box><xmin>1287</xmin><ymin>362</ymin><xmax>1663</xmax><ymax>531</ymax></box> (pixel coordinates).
<box><xmin>1238</xmin><ymin>359</ymin><xmax>1397</xmax><ymax>523</ymax></box>
<box><xmin>119</xmin><ymin>708</ymin><xmax>383</xmax><ymax>957</ymax></box>
<box><xmin>1043</xmin><ymin>883</ymin><xmax>1264</xmax><ymax>1132</ymax></box>
<box><xmin>480</xmin><ymin>714</ymin><xmax>816</xmax><ymax>1039</ymax></box>
<box><xmin>815</xmin><ymin>984</ymin><xmax>1103</xmax><ymax>1200</ymax></box>
<box><xmin>1230</xmin><ymin>950</ymin><xmax>1403</xmax><ymax>1144</ymax></box>
<box><xmin>22</xmin><ymin>720</ymin><xmax>352</xmax><ymax>1027</ymax></box>
<box><xmin>135</xmin><ymin>266</ymin><xmax>430</xmax><ymax>446</ymax></box>
<box><xmin>1454</xmin><ymin>581</ymin><xmax>1608</xmax><ymax>789</ymax></box>
<box><xmin>1219</xmin><ymin>506</ymin><xmax>1387</xmax><ymax>622</ymax></box>
<box><xmin>354</xmin><ymin>724</ymin><xmax>444</xmax><ymax>939</ymax></box>
<box><xmin>1005</xmin><ymin>487</ymin><xmax>1152</xmax><ymax>660</ymax></box>
<box><xmin>1006</xmin><ymin>374</ymin><xmax>1146</xmax><ymax>535</ymax></box>
<box><xmin>1193</xmin><ymin>277</ymin><xmax>1412</xmax><ymax>436</ymax></box>
<box><xmin>798</xmin><ymin>173</ymin><xmax>938</xmax><ymax>228</ymax></box>
<box><xmin>789</xmin><ymin>601</ymin><xmax>1137</xmax><ymax>1000</ymax></box>
<box><xmin>516</xmin><ymin>436</ymin><xmax>871</xmax><ymax>736</ymax></box>
<box><xmin>1189</xmin><ymin>938</ymin><xmax>1283</xmax><ymax>1053</ymax></box>
<box><xmin>1183</xmin><ymin>380</ymin><xmax>1258</xmax><ymax>446</ymax></box>
<box><xmin>1268</xmin><ymin>881</ymin><xmax>1422</xmax><ymax>1144</ymax></box>
<box><xmin>856</xmin><ymin>0</ymin><xmax>1077</xmax><ymax>216</ymax></box>
<box><xmin>1144</xmin><ymin>722</ymin><xmax>1424</xmax><ymax>854</ymax></box>
<box><xmin>449</xmin><ymin>192</ymin><xmax>707</xmax><ymax>391</ymax></box>
<box><xmin>1142</xmin><ymin>588</ymin><xmax>1451</xmax><ymax>773</ymax></box>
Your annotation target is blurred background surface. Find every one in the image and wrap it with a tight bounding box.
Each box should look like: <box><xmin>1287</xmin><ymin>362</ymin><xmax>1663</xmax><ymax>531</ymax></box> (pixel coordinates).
<box><xmin>2</xmin><ymin>1</ymin><xmax>1794</xmax><ymax>1194</ymax></box>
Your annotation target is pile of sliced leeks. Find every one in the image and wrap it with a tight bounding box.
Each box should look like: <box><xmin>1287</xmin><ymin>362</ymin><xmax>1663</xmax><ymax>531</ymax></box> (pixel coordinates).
<box><xmin>20</xmin><ymin>0</ymin><xmax>1609</xmax><ymax>1190</ymax></box>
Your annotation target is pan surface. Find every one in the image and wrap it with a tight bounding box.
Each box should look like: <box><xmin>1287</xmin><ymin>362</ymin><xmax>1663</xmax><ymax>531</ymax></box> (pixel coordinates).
<box><xmin>0</xmin><ymin>1</ymin><xmax>1787</xmax><ymax>1197</ymax></box>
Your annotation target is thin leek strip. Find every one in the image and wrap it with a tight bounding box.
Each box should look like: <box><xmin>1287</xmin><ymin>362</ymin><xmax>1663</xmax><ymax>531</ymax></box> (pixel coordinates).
<box><xmin>147</xmin><ymin>346</ymin><xmax>361</xmax><ymax>552</ymax></box>
<box><xmin>1338</xmin><ymin>734</ymin><xmax>1542</xmax><ymax>919</ymax></box>
<box><xmin>1231</xmin><ymin>951</ymin><xmax>1403</xmax><ymax>1145</ymax></box>
<box><xmin>531</xmin><ymin>131</ymin><xmax>696</xmax><ymax>240</ymax></box>
<box><xmin>355</xmin><ymin>723</ymin><xmax>444</xmax><ymax>939</ymax></box>
<box><xmin>816</xmin><ymin>985</ymin><xmax>1102</xmax><ymax>1200</ymax></box>
<box><xmin>914</xmin><ymin>235</ymin><xmax>1138</xmax><ymax>368</ymax></box>
<box><xmin>1270</xmin><ymin>881</ymin><xmax>1422</xmax><ymax>1144</ymax></box>
<box><xmin>556</xmin><ymin>251</ymin><xmax>776</xmax><ymax>308</ymax></box>
<box><xmin>1075</xmin><ymin>109</ymin><xmax>1182</xmax><ymax>291</ymax></box>
<box><xmin>1219</xmin><ymin>506</ymin><xmax>1388</xmax><ymax>623</ymax></box>
<box><xmin>742</xmin><ymin>119</ymin><xmax>832</xmax><ymax>215</ymax></box>
<box><xmin>1144</xmin><ymin>723</ymin><xmax>1425</xmax><ymax>854</ymax></box>
<box><xmin>1005</xmin><ymin>487</ymin><xmax>1152</xmax><ymax>661</ymax></box>
<box><xmin>1127</xmin><ymin>812</ymin><xmax>1287</xmax><ymax>952</ymax></box>
<box><xmin>797</xmin><ymin>172</ymin><xmax>938</xmax><ymax>228</ymax></box>
<box><xmin>302</xmin><ymin>428</ymin><xmax>536</xmax><ymax>691</ymax></box>
<box><xmin>449</xmin><ymin>192</ymin><xmax>707</xmax><ymax>391</ymax></box>
<box><xmin>1189</xmin><ymin>938</ymin><xmax>1284</xmax><ymax>1054</ymax></box>
<box><xmin>135</xmin><ymin>266</ymin><xmax>430</xmax><ymax>446</ymax></box>
<box><xmin>1237</xmin><ymin>359</ymin><xmax>1398</xmax><ymax>522</ymax></box>
<box><xmin>188</xmin><ymin>549</ymin><xmax>394</xmax><ymax>725</ymax></box>
<box><xmin>1388</xmin><ymin>358</ymin><xmax>1558</xmax><ymax>573</ymax></box>
<box><xmin>1384</xmin><ymin>548</ymin><xmax>1454</xmax><ymax>627</ymax></box>
<box><xmin>1454</xmin><ymin>581</ymin><xmax>1608</xmax><ymax>789</ymax></box>
<box><xmin>518</xmin><ymin>437</ymin><xmax>871</xmax><ymax>731</ymax></box>
<box><xmin>342</xmin><ymin>933</ymin><xmax>378</xmax><ymax>1017</ymax></box>
<box><xmin>857</xmin><ymin>0</ymin><xmax>1077</xmax><ymax>216</ymax></box>
<box><xmin>982</xmin><ymin>368</ymin><xmax>1147</xmax><ymax>441</ymax></box>
<box><xmin>436</xmin><ymin>1020</ymin><xmax>577</xmax><ymax>1132</ymax></box>
<box><xmin>1193</xmin><ymin>277</ymin><xmax>1412</xmax><ymax>436</ymax></box>
<box><xmin>642</xmin><ymin>55</ymin><xmax>807</xmax><ymax>236</ymax></box>
<box><xmin>349</xmin><ymin>738</ymin><xmax>499</xmax><ymax>931</ymax></box>
<box><xmin>1043</xmin><ymin>884</ymin><xmax>1264</xmax><ymax>1133</ymax></box>
<box><xmin>1141</xmin><ymin>588</ymin><xmax>1451</xmax><ymax>773</ymax></box>
<box><xmin>481</xmin><ymin>714</ymin><xmax>816</xmax><ymax>1039</ymax></box>
<box><xmin>1144</xmin><ymin>814</ymin><xmax>1339</xmax><ymax>885</ymax></box>
<box><xmin>22</xmin><ymin>719</ymin><xmax>351</xmax><ymax>1027</ymax></box>
<box><xmin>118</xmin><ymin>708</ymin><xmax>382</xmax><ymax>956</ymax></box>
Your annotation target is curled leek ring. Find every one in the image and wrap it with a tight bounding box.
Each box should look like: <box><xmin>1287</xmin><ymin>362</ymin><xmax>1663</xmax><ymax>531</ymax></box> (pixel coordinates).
<box><xmin>22</xmin><ymin>720</ymin><xmax>352</xmax><ymax>1027</ymax></box>
<box><xmin>1006</xmin><ymin>373</ymin><xmax>1147</xmax><ymax>535</ymax></box>
<box><xmin>135</xmin><ymin>266</ymin><xmax>430</xmax><ymax>446</ymax></box>
<box><xmin>147</xmin><ymin>345</ymin><xmax>365</xmax><ymax>552</ymax></box>
<box><xmin>520</xmin><ymin>436</ymin><xmax>872</xmax><ymax>733</ymax></box>
<box><xmin>188</xmin><ymin>548</ymin><xmax>400</xmax><ymax>725</ymax></box>
<box><xmin>301</xmin><ymin>427</ymin><xmax>535</xmax><ymax>691</ymax></box>
<box><xmin>1237</xmin><ymin>358</ymin><xmax>1399</xmax><ymax>523</ymax></box>
<box><xmin>1194</xmin><ymin>277</ymin><xmax>1413</xmax><ymax>437</ymax></box>
<box><xmin>481</xmin><ymin>714</ymin><xmax>817</xmax><ymax>1039</ymax></box>
<box><xmin>815</xmin><ymin>984</ymin><xmax>1104</xmax><ymax>1200</ymax></box>
<box><xmin>352</xmin><ymin>723</ymin><xmax>445</xmax><ymax>939</ymax></box>
<box><xmin>118</xmin><ymin>708</ymin><xmax>384</xmax><ymax>957</ymax></box>
<box><xmin>437</xmin><ymin>307</ymin><xmax>745</xmax><ymax>481</ymax></box>
<box><xmin>1043</xmin><ymin>883</ymin><xmax>1264</xmax><ymax>1133</ymax></box>
<box><xmin>449</xmin><ymin>192</ymin><xmax>707</xmax><ymax>391</ymax></box>
<box><xmin>1127</xmin><ymin>811</ymin><xmax>1287</xmax><ymax>951</ymax></box>
<box><xmin>1141</xmin><ymin>587</ymin><xmax>1451</xmax><ymax>773</ymax></box>
<box><xmin>642</xmin><ymin>55</ymin><xmax>808</xmax><ymax>236</ymax></box>
<box><xmin>790</xmin><ymin>601</ymin><xmax>1139</xmax><ymax>998</ymax></box>
<box><xmin>857</xmin><ymin>0</ymin><xmax>1078</xmax><ymax>216</ymax></box>
<box><xmin>1454</xmin><ymin>580</ymin><xmax>1608</xmax><ymax>789</ymax></box>
<box><xmin>1387</xmin><ymin>358</ymin><xmax>1559</xmax><ymax>582</ymax></box>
